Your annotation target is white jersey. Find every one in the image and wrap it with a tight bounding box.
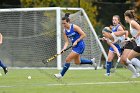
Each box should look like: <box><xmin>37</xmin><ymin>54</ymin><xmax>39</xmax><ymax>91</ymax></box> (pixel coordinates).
<box><xmin>110</xmin><ymin>31</ymin><xmax>125</xmax><ymax>48</ymax></box>
<box><xmin>106</xmin><ymin>35</ymin><xmax>125</xmax><ymax>48</ymax></box>
<box><xmin>115</xmin><ymin>36</ymin><xmax>125</xmax><ymax>48</ymax></box>
<box><xmin>130</xmin><ymin>20</ymin><xmax>140</xmax><ymax>46</ymax></box>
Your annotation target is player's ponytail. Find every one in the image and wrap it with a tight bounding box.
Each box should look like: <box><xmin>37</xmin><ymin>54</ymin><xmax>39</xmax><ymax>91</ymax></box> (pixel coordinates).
<box><xmin>130</xmin><ymin>10</ymin><xmax>136</xmax><ymax>19</ymax></box>
<box><xmin>124</xmin><ymin>10</ymin><xmax>140</xmax><ymax>24</ymax></box>
<box><xmin>65</xmin><ymin>13</ymin><xmax>70</xmax><ymax>18</ymax></box>
<box><xmin>130</xmin><ymin>10</ymin><xmax>140</xmax><ymax>24</ymax></box>
<box><xmin>62</xmin><ymin>13</ymin><xmax>70</xmax><ymax>23</ymax></box>
<box><xmin>136</xmin><ymin>18</ymin><xmax>140</xmax><ymax>25</ymax></box>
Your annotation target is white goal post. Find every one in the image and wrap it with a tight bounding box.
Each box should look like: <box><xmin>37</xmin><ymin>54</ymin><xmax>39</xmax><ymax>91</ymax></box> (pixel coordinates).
<box><xmin>0</xmin><ymin>7</ymin><xmax>107</xmax><ymax>69</ymax></box>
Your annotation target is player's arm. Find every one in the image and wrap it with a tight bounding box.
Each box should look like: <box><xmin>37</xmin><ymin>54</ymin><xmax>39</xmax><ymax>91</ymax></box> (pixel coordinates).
<box><xmin>0</xmin><ymin>33</ymin><xmax>3</xmax><ymax>44</ymax></box>
<box><xmin>99</xmin><ymin>37</ymin><xmax>108</xmax><ymax>41</ymax></box>
<box><xmin>73</xmin><ymin>25</ymin><xmax>86</xmax><ymax>46</ymax></box>
<box><xmin>131</xmin><ymin>20</ymin><xmax>140</xmax><ymax>38</ymax></box>
<box><xmin>113</xmin><ymin>26</ymin><xmax>126</xmax><ymax>36</ymax></box>
<box><xmin>100</xmin><ymin>36</ymin><xmax>120</xmax><ymax>57</ymax></box>
<box><xmin>110</xmin><ymin>26</ymin><xmax>126</xmax><ymax>43</ymax></box>
<box><xmin>124</xmin><ymin>30</ymin><xmax>129</xmax><ymax>39</ymax></box>
<box><xmin>62</xmin><ymin>32</ymin><xmax>69</xmax><ymax>50</ymax></box>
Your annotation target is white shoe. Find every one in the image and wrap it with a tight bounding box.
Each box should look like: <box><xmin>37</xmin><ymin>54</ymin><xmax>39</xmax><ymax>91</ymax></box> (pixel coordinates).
<box><xmin>136</xmin><ymin>67</ymin><xmax>140</xmax><ymax>73</ymax></box>
<box><xmin>104</xmin><ymin>73</ymin><xmax>111</xmax><ymax>76</ymax></box>
<box><xmin>131</xmin><ymin>73</ymin><xmax>140</xmax><ymax>78</ymax></box>
<box><xmin>137</xmin><ymin>73</ymin><xmax>140</xmax><ymax>76</ymax></box>
<box><xmin>54</xmin><ymin>73</ymin><xmax>62</xmax><ymax>79</ymax></box>
<box><xmin>91</xmin><ymin>58</ymin><xmax>97</xmax><ymax>70</ymax></box>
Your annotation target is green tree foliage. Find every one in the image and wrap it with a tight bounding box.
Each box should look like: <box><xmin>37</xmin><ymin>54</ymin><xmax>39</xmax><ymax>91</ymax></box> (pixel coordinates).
<box><xmin>20</xmin><ymin>0</ymin><xmax>100</xmax><ymax>30</ymax></box>
<box><xmin>134</xmin><ymin>0</ymin><xmax>140</xmax><ymax>20</ymax></box>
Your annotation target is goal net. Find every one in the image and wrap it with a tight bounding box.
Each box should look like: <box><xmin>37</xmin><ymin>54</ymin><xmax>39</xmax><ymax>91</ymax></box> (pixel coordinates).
<box><xmin>0</xmin><ymin>7</ymin><xmax>107</xmax><ymax>69</ymax></box>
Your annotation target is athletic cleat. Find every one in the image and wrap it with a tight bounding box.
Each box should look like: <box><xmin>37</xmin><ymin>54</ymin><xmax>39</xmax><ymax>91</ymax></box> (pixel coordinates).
<box><xmin>3</xmin><ymin>67</ymin><xmax>8</xmax><ymax>74</ymax></box>
<box><xmin>91</xmin><ymin>58</ymin><xmax>97</xmax><ymax>70</ymax></box>
<box><xmin>54</xmin><ymin>73</ymin><xmax>62</xmax><ymax>79</ymax></box>
<box><xmin>137</xmin><ymin>73</ymin><xmax>140</xmax><ymax>76</ymax></box>
<box><xmin>136</xmin><ymin>67</ymin><xmax>140</xmax><ymax>73</ymax></box>
<box><xmin>104</xmin><ymin>73</ymin><xmax>111</xmax><ymax>76</ymax></box>
<box><xmin>131</xmin><ymin>73</ymin><xmax>140</xmax><ymax>78</ymax></box>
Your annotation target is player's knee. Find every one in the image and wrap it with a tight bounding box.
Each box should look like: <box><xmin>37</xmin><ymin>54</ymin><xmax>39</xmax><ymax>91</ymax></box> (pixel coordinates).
<box><xmin>120</xmin><ymin>57</ymin><xmax>128</xmax><ymax>65</ymax></box>
<box><xmin>65</xmin><ymin>57</ymin><xmax>71</xmax><ymax>62</ymax></box>
<box><xmin>120</xmin><ymin>60</ymin><xmax>126</xmax><ymax>65</ymax></box>
<box><xmin>120</xmin><ymin>57</ymin><xmax>125</xmax><ymax>64</ymax></box>
<box><xmin>107</xmin><ymin>58</ymin><xmax>113</xmax><ymax>62</ymax></box>
<box><xmin>120</xmin><ymin>58</ymin><xmax>123</xmax><ymax>64</ymax></box>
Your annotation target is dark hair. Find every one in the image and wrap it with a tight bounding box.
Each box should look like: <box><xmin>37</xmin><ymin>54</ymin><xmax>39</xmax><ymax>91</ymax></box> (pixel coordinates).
<box><xmin>62</xmin><ymin>13</ymin><xmax>70</xmax><ymax>22</ymax></box>
<box><xmin>124</xmin><ymin>10</ymin><xmax>140</xmax><ymax>24</ymax></box>
<box><xmin>113</xmin><ymin>15</ymin><xmax>126</xmax><ymax>30</ymax></box>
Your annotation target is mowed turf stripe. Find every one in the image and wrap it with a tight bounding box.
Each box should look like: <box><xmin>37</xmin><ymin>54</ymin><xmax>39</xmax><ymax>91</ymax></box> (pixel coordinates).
<box><xmin>0</xmin><ymin>81</ymin><xmax>140</xmax><ymax>88</ymax></box>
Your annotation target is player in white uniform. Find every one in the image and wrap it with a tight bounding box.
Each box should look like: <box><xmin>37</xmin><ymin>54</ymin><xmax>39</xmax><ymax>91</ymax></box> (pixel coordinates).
<box><xmin>102</xmin><ymin>25</ymin><xmax>140</xmax><ymax>78</ymax></box>
<box><xmin>124</xmin><ymin>10</ymin><xmax>140</xmax><ymax>78</ymax></box>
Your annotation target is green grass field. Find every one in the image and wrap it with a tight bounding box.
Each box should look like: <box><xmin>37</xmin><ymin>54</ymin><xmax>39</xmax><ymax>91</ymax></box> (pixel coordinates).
<box><xmin>0</xmin><ymin>68</ymin><xmax>140</xmax><ymax>93</ymax></box>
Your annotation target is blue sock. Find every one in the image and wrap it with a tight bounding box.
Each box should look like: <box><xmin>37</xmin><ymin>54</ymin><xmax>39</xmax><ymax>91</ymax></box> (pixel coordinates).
<box><xmin>106</xmin><ymin>62</ymin><xmax>112</xmax><ymax>74</ymax></box>
<box><xmin>80</xmin><ymin>58</ymin><xmax>92</xmax><ymax>64</ymax></box>
<box><xmin>60</xmin><ymin>63</ymin><xmax>70</xmax><ymax>76</ymax></box>
<box><xmin>0</xmin><ymin>60</ymin><xmax>6</xmax><ymax>68</ymax></box>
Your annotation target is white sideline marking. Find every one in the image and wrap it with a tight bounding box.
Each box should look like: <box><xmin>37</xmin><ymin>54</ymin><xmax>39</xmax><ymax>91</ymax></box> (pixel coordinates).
<box><xmin>0</xmin><ymin>81</ymin><xmax>140</xmax><ymax>88</ymax></box>
<box><xmin>0</xmin><ymin>86</ymin><xmax>14</xmax><ymax>88</ymax></box>
<box><xmin>47</xmin><ymin>81</ymin><xmax>140</xmax><ymax>86</ymax></box>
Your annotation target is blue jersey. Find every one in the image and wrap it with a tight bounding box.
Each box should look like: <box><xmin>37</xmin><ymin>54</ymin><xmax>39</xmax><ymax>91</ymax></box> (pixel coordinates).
<box><xmin>64</xmin><ymin>24</ymin><xmax>83</xmax><ymax>44</ymax></box>
<box><xmin>112</xmin><ymin>24</ymin><xmax>120</xmax><ymax>32</ymax></box>
<box><xmin>64</xmin><ymin>24</ymin><xmax>85</xmax><ymax>54</ymax></box>
<box><xmin>109</xmin><ymin>24</ymin><xmax>121</xmax><ymax>53</ymax></box>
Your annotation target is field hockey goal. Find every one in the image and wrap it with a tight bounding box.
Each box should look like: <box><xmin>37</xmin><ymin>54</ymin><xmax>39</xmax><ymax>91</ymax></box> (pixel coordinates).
<box><xmin>0</xmin><ymin>7</ymin><xmax>107</xmax><ymax>69</ymax></box>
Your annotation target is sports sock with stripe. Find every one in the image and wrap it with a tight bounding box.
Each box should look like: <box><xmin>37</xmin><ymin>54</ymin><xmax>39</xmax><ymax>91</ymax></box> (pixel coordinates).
<box><xmin>80</xmin><ymin>58</ymin><xmax>92</xmax><ymax>64</ymax></box>
<box><xmin>126</xmin><ymin>58</ymin><xmax>137</xmax><ymax>74</ymax></box>
<box><xmin>0</xmin><ymin>60</ymin><xmax>6</xmax><ymax>68</ymax></box>
<box><xmin>60</xmin><ymin>63</ymin><xmax>70</xmax><ymax>76</ymax></box>
<box><xmin>106</xmin><ymin>61</ymin><xmax>112</xmax><ymax>74</ymax></box>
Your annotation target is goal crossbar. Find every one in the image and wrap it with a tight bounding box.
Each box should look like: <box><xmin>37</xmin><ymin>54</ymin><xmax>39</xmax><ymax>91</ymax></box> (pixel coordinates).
<box><xmin>0</xmin><ymin>7</ymin><xmax>107</xmax><ymax>69</ymax></box>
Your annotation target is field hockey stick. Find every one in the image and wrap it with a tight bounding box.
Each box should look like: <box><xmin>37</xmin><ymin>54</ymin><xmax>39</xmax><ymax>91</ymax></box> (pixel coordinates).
<box><xmin>111</xmin><ymin>57</ymin><xmax>121</xmax><ymax>73</ymax></box>
<box><xmin>42</xmin><ymin>45</ymin><xmax>72</xmax><ymax>64</ymax></box>
<box><xmin>99</xmin><ymin>37</ymin><xmax>108</xmax><ymax>41</ymax></box>
<box><xmin>124</xmin><ymin>37</ymin><xmax>135</xmax><ymax>42</ymax></box>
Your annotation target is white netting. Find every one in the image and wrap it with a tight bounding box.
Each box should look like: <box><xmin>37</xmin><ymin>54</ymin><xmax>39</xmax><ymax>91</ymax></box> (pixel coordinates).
<box><xmin>61</xmin><ymin>11</ymin><xmax>102</xmax><ymax>68</ymax></box>
<box><xmin>0</xmin><ymin>9</ymin><xmax>57</xmax><ymax>67</ymax></box>
<box><xmin>0</xmin><ymin>8</ymin><xmax>105</xmax><ymax>68</ymax></box>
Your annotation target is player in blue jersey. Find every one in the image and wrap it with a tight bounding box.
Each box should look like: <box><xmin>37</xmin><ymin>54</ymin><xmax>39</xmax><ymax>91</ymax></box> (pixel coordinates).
<box><xmin>101</xmin><ymin>15</ymin><xmax>140</xmax><ymax>78</ymax></box>
<box><xmin>0</xmin><ymin>33</ymin><xmax>8</xmax><ymax>74</ymax></box>
<box><xmin>54</xmin><ymin>13</ymin><xmax>97</xmax><ymax>79</ymax></box>
<box><xmin>104</xmin><ymin>15</ymin><xmax>125</xmax><ymax>76</ymax></box>
<box><xmin>102</xmin><ymin>27</ymin><xmax>140</xmax><ymax>78</ymax></box>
